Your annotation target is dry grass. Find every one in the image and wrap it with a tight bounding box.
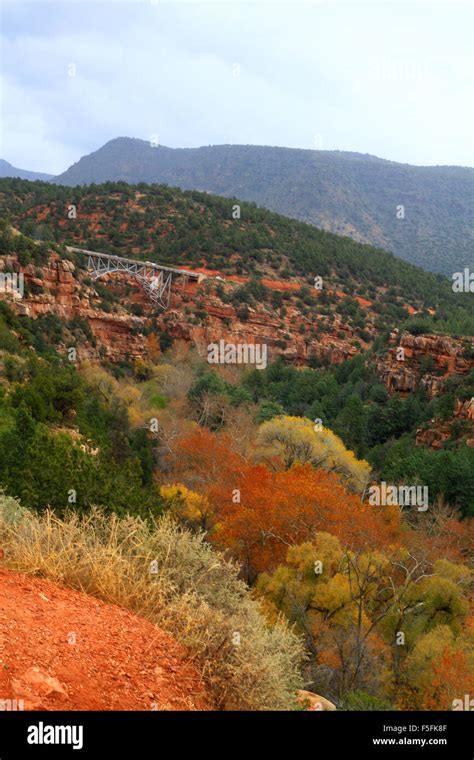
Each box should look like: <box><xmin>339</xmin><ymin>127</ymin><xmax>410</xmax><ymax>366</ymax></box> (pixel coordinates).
<box><xmin>0</xmin><ymin>494</ymin><xmax>304</xmax><ymax>710</ymax></box>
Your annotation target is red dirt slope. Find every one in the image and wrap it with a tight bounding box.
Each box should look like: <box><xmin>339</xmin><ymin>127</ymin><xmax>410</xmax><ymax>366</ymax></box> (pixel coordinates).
<box><xmin>0</xmin><ymin>569</ymin><xmax>211</xmax><ymax>711</ymax></box>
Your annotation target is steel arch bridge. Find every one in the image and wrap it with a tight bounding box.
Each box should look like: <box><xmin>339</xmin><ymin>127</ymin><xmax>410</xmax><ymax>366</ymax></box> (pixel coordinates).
<box><xmin>67</xmin><ymin>247</ymin><xmax>204</xmax><ymax>309</ymax></box>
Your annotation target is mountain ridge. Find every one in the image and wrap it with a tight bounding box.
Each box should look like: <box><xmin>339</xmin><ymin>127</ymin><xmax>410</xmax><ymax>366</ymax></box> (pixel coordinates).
<box><xmin>3</xmin><ymin>138</ymin><xmax>473</xmax><ymax>275</ymax></box>
<box><xmin>51</xmin><ymin>138</ymin><xmax>474</xmax><ymax>275</ymax></box>
<box><xmin>56</xmin><ymin>136</ymin><xmax>474</xmax><ymax>170</ymax></box>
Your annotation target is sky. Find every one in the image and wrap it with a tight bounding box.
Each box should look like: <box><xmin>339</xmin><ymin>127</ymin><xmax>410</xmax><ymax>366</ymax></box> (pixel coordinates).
<box><xmin>0</xmin><ymin>0</ymin><xmax>473</xmax><ymax>174</ymax></box>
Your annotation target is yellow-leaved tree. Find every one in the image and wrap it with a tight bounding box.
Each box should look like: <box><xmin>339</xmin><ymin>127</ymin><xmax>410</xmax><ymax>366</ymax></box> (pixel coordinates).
<box><xmin>253</xmin><ymin>415</ymin><xmax>371</xmax><ymax>492</ymax></box>
<box><xmin>256</xmin><ymin>532</ymin><xmax>394</xmax><ymax>700</ymax></box>
<box><xmin>160</xmin><ymin>483</ymin><xmax>212</xmax><ymax>530</ymax></box>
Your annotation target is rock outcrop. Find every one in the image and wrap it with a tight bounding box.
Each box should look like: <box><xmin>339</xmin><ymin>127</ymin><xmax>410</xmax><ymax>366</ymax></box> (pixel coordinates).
<box><xmin>160</xmin><ymin>282</ymin><xmax>368</xmax><ymax>367</ymax></box>
<box><xmin>6</xmin><ymin>256</ymin><xmax>149</xmax><ymax>363</ymax></box>
<box><xmin>415</xmin><ymin>397</ymin><xmax>474</xmax><ymax>449</ymax></box>
<box><xmin>2</xmin><ymin>252</ymin><xmax>472</xmax><ymax>390</ymax></box>
<box><xmin>297</xmin><ymin>689</ymin><xmax>337</xmax><ymax>711</ymax></box>
<box><xmin>3</xmin><ymin>251</ymin><xmax>369</xmax><ymax>368</ymax></box>
<box><xmin>376</xmin><ymin>330</ymin><xmax>474</xmax><ymax>398</ymax></box>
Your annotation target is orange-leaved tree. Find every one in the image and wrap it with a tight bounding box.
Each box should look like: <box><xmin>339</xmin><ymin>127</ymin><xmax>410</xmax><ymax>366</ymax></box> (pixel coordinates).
<box><xmin>166</xmin><ymin>427</ymin><xmax>246</xmax><ymax>492</ymax></box>
<box><xmin>209</xmin><ymin>463</ymin><xmax>401</xmax><ymax>579</ymax></box>
<box><xmin>397</xmin><ymin>625</ymin><xmax>474</xmax><ymax>710</ymax></box>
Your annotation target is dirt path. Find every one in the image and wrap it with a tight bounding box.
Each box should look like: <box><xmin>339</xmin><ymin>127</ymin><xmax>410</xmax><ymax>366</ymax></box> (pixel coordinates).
<box><xmin>0</xmin><ymin>569</ymin><xmax>211</xmax><ymax>711</ymax></box>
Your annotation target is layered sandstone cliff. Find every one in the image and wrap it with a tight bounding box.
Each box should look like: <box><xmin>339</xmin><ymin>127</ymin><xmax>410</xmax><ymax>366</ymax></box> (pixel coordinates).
<box><xmin>2</xmin><ymin>254</ymin><xmax>473</xmax><ymax>414</ymax></box>
<box><xmin>3</xmin><ymin>252</ymin><xmax>368</xmax><ymax>368</ymax></box>
<box><xmin>376</xmin><ymin>330</ymin><xmax>473</xmax><ymax>398</ymax></box>
<box><xmin>416</xmin><ymin>398</ymin><xmax>474</xmax><ymax>449</ymax></box>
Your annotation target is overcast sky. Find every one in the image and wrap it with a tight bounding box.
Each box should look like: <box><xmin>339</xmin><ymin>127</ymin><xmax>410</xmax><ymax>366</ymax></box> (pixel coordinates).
<box><xmin>1</xmin><ymin>0</ymin><xmax>473</xmax><ymax>174</ymax></box>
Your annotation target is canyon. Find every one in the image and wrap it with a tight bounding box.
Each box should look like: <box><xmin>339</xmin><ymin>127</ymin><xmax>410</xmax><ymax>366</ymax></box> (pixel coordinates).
<box><xmin>3</xmin><ymin>251</ymin><xmax>473</xmax><ymax>402</ymax></box>
<box><xmin>1</xmin><ymin>246</ymin><xmax>472</xmax><ymax>457</ymax></box>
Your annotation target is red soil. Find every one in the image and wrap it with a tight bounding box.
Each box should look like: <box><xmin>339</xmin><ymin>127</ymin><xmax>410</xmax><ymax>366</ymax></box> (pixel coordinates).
<box><xmin>261</xmin><ymin>278</ymin><xmax>301</xmax><ymax>292</ymax></box>
<box><xmin>335</xmin><ymin>290</ymin><xmax>372</xmax><ymax>309</ymax></box>
<box><xmin>0</xmin><ymin>569</ymin><xmax>211</xmax><ymax>711</ymax></box>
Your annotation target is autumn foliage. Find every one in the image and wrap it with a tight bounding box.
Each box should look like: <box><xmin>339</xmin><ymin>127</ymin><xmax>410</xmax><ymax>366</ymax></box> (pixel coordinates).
<box><xmin>254</xmin><ymin>415</ymin><xmax>371</xmax><ymax>492</ymax></box>
<box><xmin>209</xmin><ymin>463</ymin><xmax>400</xmax><ymax>577</ymax></box>
<box><xmin>161</xmin><ymin>415</ymin><xmax>472</xmax><ymax>707</ymax></box>
<box><xmin>167</xmin><ymin>423</ymin><xmax>400</xmax><ymax>578</ymax></box>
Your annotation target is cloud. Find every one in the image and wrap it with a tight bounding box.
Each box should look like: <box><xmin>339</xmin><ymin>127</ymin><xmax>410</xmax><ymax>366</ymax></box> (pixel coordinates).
<box><xmin>1</xmin><ymin>1</ymin><xmax>472</xmax><ymax>173</ymax></box>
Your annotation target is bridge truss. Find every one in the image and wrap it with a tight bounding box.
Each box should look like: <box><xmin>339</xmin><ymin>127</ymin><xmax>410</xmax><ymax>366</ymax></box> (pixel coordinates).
<box><xmin>67</xmin><ymin>247</ymin><xmax>204</xmax><ymax>309</ymax></box>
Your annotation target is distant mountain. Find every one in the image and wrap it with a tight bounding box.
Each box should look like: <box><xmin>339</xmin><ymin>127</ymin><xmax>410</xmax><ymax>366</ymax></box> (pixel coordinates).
<box><xmin>0</xmin><ymin>159</ymin><xmax>53</xmax><ymax>182</ymax></box>
<box><xmin>52</xmin><ymin>137</ymin><xmax>474</xmax><ymax>276</ymax></box>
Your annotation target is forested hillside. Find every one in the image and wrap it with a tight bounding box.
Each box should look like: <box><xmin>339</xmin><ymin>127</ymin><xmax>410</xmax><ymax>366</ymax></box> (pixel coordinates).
<box><xmin>51</xmin><ymin>138</ymin><xmax>474</xmax><ymax>275</ymax></box>
<box><xmin>0</xmin><ymin>177</ymin><xmax>472</xmax><ymax>337</ymax></box>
